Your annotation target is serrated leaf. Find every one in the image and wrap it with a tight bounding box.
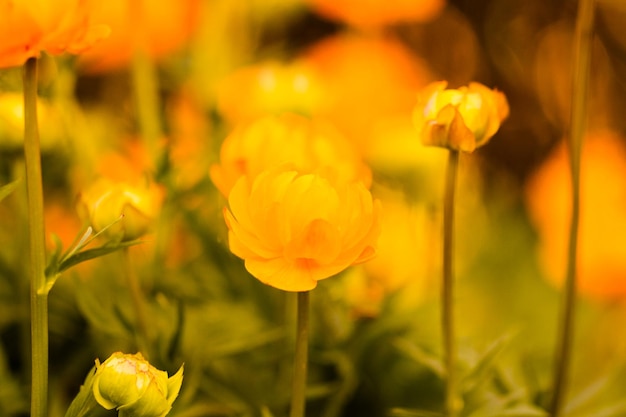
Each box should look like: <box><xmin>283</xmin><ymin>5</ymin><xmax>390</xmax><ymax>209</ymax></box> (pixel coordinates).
<box><xmin>0</xmin><ymin>179</ymin><xmax>20</xmax><ymax>203</ymax></box>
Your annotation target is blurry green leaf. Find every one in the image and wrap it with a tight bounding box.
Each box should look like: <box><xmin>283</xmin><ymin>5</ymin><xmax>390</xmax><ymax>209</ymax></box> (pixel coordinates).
<box><xmin>389</xmin><ymin>408</ymin><xmax>443</xmax><ymax>417</ymax></box>
<box><xmin>563</xmin><ymin>369</ymin><xmax>618</xmax><ymax>416</ymax></box>
<box><xmin>259</xmin><ymin>406</ymin><xmax>275</xmax><ymax>417</ymax></box>
<box><xmin>393</xmin><ymin>338</ymin><xmax>445</xmax><ymax>378</ymax></box>
<box><xmin>73</xmin><ymin>277</ymin><xmax>133</xmax><ymax>338</ymax></box>
<box><xmin>498</xmin><ymin>404</ymin><xmax>549</xmax><ymax>416</ymax></box>
<box><xmin>582</xmin><ymin>399</ymin><xmax>626</xmax><ymax>417</ymax></box>
<box><xmin>0</xmin><ymin>179</ymin><xmax>19</xmax><ymax>203</ymax></box>
<box><xmin>461</xmin><ymin>333</ymin><xmax>516</xmax><ymax>394</ymax></box>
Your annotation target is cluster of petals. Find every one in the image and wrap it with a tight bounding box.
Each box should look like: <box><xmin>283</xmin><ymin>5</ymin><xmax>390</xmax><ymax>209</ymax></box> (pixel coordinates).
<box><xmin>0</xmin><ymin>0</ymin><xmax>109</xmax><ymax>68</ymax></box>
<box><xmin>210</xmin><ymin>113</ymin><xmax>372</xmax><ymax>197</ymax></box>
<box><xmin>224</xmin><ymin>167</ymin><xmax>381</xmax><ymax>292</ymax></box>
<box><xmin>413</xmin><ymin>81</ymin><xmax>509</xmax><ymax>152</ymax></box>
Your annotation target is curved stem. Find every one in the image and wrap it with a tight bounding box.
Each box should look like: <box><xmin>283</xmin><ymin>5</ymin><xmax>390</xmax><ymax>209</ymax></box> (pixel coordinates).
<box><xmin>442</xmin><ymin>150</ymin><xmax>459</xmax><ymax>417</ymax></box>
<box><xmin>290</xmin><ymin>291</ymin><xmax>310</xmax><ymax>417</ymax></box>
<box><xmin>550</xmin><ymin>0</ymin><xmax>595</xmax><ymax>415</ymax></box>
<box><xmin>23</xmin><ymin>57</ymin><xmax>49</xmax><ymax>417</ymax></box>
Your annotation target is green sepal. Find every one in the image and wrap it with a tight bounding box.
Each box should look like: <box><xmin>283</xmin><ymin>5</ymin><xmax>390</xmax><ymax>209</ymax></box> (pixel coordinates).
<box><xmin>64</xmin><ymin>365</ymin><xmax>100</xmax><ymax>417</ymax></box>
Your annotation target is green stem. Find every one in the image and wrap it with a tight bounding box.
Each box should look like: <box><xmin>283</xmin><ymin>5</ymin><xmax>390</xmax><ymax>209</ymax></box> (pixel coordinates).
<box><xmin>131</xmin><ymin>49</ymin><xmax>163</xmax><ymax>170</ymax></box>
<box><xmin>122</xmin><ymin>248</ymin><xmax>150</xmax><ymax>355</ymax></box>
<box><xmin>442</xmin><ymin>150</ymin><xmax>459</xmax><ymax>417</ymax></box>
<box><xmin>23</xmin><ymin>57</ymin><xmax>49</xmax><ymax>417</ymax></box>
<box><xmin>550</xmin><ymin>0</ymin><xmax>595</xmax><ymax>415</ymax></box>
<box><xmin>290</xmin><ymin>291</ymin><xmax>310</xmax><ymax>417</ymax></box>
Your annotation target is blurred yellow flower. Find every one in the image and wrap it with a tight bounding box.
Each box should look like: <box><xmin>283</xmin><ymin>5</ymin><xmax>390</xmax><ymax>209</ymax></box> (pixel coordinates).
<box><xmin>216</xmin><ymin>61</ymin><xmax>326</xmax><ymax>124</ymax></box>
<box><xmin>224</xmin><ymin>168</ymin><xmax>381</xmax><ymax>292</ymax></box>
<box><xmin>210</xmin><ymin>113</ymin><xmax>371</xmax><ymax>196</ymax></box>
<box><xmin>78</xmin><ymin>178</ymin><xmax>162</xmax><ymax>241</ymax></box>
<box><xmin>93</xmin><ymin>352</ymin><xmax>183</xmax><ymax>417</ymax></box>
<box><xmin>413</xmin><ymin>81</ymin><xmax>509</xmax><ymax>152</ymax></box>
<box><xmin>302</xmin><ymin>33</ymin><xmax>432</xmax><ymax>153</ymax></box>
<box><xmin>345</xmin><ymin>189</ymin><xmax>439</xmax><ymax>316</ymax></box>
<box><xmin>77</xmin><ymin>0</ymin><xmax>199</xmax><ymax>72</ymax></box>
<box><xmin>304</xmin><ymin>0</ymin><xmax>445</xmax><ymax>28</ymax></box>
<box><xmin>526</xmin><ymin>132</ymin><xmax>626</xmax><ymax>300</ymax></box>
<box><xmin>0</xmin><ymin>93</ymin><xmax>63</xmax><ymax>150</ymax></box>
<box><xmin>0</xmin><ymin>0</ymin><xmax>109</xmax><ymax>68</ymax></box>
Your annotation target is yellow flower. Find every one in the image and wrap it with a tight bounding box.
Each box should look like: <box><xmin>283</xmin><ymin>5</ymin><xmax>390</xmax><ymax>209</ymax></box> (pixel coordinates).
<box><xmin>77</xmin><ymin>0</ymin><xmax>200</xmax><ymax>72</ymax></box>
<box><xmin>78</xmin><ymin>178</ymin><xmax>161</xmax><ymax>241</ymax></box>
<box><xmin>93</xmin><ymin>352</ymin><xmax>183</xmax><ymax>417</ymax></box>
<box><xmin>526</xmin><ymin>132</ymin><xmax>626</xmax><ymax>300</ymax></box>
<box><xmin>304</xmin><ymin>0</ymin><xmax>445</xmax><ymax>28</ymax></box>
<box><xmin>210</xmin><ymin>113</ymin><xmax>371</xmax><ymax>196</ymax></box>
<box><xmin>223</xmin><ymin>167</ymin><xmax>381</xmax><ymax>292</ymax></box>
<box><xmin>0</xmin><ymin>92</ymin><xmax>63</xmax><ymax>150</ymax></box>
<box><xmin>413</xmin><ymin>81</ymin><xmax>509</xmax><ymax>152</ymax></box>
<box><xmin>216</xmin><ymin>60</ymin><xmax>325</xmax><ymax>124</ymax></box>
<box><xmin>0</xmin><ymin>0</ymin><xmax>110</xmax><ymax>68</ymax></box>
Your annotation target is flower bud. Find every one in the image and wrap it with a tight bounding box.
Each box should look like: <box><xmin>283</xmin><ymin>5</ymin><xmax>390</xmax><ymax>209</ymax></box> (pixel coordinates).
<box><xmin>93</xmin><ymin>352</ymin><xmax>183</xmax><ymax>417</ymax></box>
<box><xmin>78</xmin><ymin>178</ymin><xmax>161</xmax><ymax>241</ymax></box>
<box><xmin>413</xmin><ymin>81</ymin><xmax>509</xmax><ymax>152</ymax></box>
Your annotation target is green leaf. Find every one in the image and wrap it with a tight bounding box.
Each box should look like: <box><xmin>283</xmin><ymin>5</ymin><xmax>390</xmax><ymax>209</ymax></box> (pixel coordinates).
<box><xmin>498</xmin><ymin>404</ymin><xmax>549</xmax><ymax>416</ymax></box>
<box><xmin>260</xmin><ymin>406</ymin><xmax>276</xmax><ymax>417</ymax></box>
<box><xmin>0</xmin><ymin>179</ymin><xmax>20</xmax><ymax>203</ymax></box>
<box><xmin>63</xmin><ymin>365</ymin><xmax>99</xmax><ymax>417</ymax></box>
<box><xmin>389</xmin><ymin>408</ymin><xmax>443</xmax><ymax>417</ymax></box>
<box><xmin>460</xmin><ymin>332</ymin><xmax>516</xmax><ymax>394</ymax></box>
<box><xmin>57</xmin><ymin>239</ymin><xmax>144</xmax><ymax>274</ymax></box>
<box><xmin>392</xmin><ymin>338</ymin><xmax>445</xmax><ymax>378</ymax></box>
<box><xmin>584</xmin><ymin>399</ymin><xmax>626</xmax><ymax>417</ymax></box>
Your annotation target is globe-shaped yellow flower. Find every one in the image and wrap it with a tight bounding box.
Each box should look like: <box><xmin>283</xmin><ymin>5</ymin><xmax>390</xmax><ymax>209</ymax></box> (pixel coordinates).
<box><xmin>93</xmin><ymin>352</ymin><xmax>183</xmax><ymax>417</ymax></box>
<box><xmin>210</xmin><ymin>113</ymin><xmax>371</xmax><ymax>196</ymax></box>
<box><xmin>224</xmin><ymin>167</ymin><xmax>381</xmax><ymax>292</ymax></box>
<box><xmin>413</xmin><ymin>81</ymin><xmax>509</xmax><ymax>152</ymax></box>
<box><xmin>78</xmin><ymin>178</ymin><xmax>162</xmax><ymax>241</ymax></box>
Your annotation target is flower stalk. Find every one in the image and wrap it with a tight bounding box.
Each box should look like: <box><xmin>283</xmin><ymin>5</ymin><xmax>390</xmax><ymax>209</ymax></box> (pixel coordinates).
<box><xmin>23</xmin><ymin>57</ymin><xmax>49</xmax><ymax>417</ymax></box>
<box><xmin>131</xmin><ymin>49</ymin><xmax>163</xmax><ymax>170</ymax></box>
<box><xmin>290</xmin><ymin>291</ymin><xmax>310</xmax><ymax>417</ymax></box>
<box><xmin>123</xmin><ymin>248</ymin><xmax>150</xmax><ymax>354</ymax></box>
<box><xmin>550</xmin><ymin>0</ymin><xmax>595</xmax><ymax>415</ymax></box>
<box><xmin>442</xmin><ymin>150</ymin><xmax>459</xmax><ymax>417</ymax></box>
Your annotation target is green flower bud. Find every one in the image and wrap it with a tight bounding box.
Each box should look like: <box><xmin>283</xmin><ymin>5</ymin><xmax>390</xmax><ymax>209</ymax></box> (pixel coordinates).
<box><xmin>92</xmin><ymin>352</ymin><xmax>183</xmax><ymax>417</ymax></box>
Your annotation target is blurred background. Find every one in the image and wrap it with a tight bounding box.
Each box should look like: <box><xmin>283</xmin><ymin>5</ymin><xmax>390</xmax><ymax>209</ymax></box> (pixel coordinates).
<box><xmin>2</xmin><ymin>0</ymin><xmax>626</xmax><ymax>416</ymax></box>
